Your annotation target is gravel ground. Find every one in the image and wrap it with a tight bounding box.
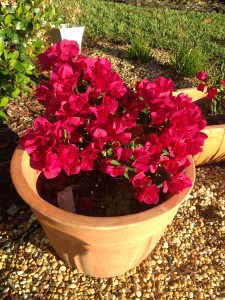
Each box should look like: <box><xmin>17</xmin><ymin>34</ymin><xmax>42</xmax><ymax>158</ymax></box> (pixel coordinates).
<box><xmin>1</xmin><ymin>41</ymin><xmax>225</xmax><ymax>299</ymax></box>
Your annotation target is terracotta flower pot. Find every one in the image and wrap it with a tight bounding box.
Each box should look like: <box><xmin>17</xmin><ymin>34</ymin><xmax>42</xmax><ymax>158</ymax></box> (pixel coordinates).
<box><xmin>10</xmin><ymin>146</ymin><xmax>195</xmax><ymax>278</ymax></box>
<box><xmin>173</xmin><ymin>88</ymin><xmax>225</xmax><ymax>166</ymax></box>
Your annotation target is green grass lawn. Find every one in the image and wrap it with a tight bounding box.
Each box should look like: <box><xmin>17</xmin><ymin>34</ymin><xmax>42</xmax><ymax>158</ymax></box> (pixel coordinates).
<box><xmin>76</xmin><ymin>0</ymin><xmax>225</xmax><ymax>78</ymax></box>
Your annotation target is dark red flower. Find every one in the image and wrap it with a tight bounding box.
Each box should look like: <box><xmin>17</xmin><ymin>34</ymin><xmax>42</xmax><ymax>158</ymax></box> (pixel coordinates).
<box><xmin>163</xmin><ymin>171</ymin><xmax>192</xmax><ymax>194</ymax></box>
<box><xmin>136</xmin><ymin>184</ymin><xmax>159</xmax><ymax>204</ymax></box>
<box><xmin>196</xmin><ymin>71</ymin><xmax>207</xmax><ymax>81</ymax></box>
<box><xmin>197</xmin><ymin>82</ymin><xmax>206</xmax><ymax>92</ymax></box>
<box><xmin>130</xmin><ymin>172</ymin><xmax>152</xmax><ymax>189</ymax></box>
<box><xmin>206</xmin><ymin>87</ymin><xmax>218</xmax><ymax>99</ymax></box>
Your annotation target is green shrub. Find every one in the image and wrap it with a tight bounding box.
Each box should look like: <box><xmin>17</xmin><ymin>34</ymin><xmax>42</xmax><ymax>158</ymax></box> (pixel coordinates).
<box><xmin>52</xmin><ymin>0</ymin><xmax>82</xmax><ymax>27</ymax></box>
<box><xmin>170</xmin><ymin>42</ymin><xmax>207</xmax><ymax>77</ymax></box>
<box><xmin>128</xmin><ymin>34</ymin><xmax>152</xmax><ymax>62</ymax></box>
<box><xmin>0</xmin><ymin>0</ymin><xmax>61</xmax><ymax>121</ymax></box>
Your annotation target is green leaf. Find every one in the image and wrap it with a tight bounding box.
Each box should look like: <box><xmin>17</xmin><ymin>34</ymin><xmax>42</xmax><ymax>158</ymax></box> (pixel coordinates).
<box><xmin>0</xmin><ymin>96</ymin><xmax>9</xmax><ymax>107</ymax></box>
<box><xmin>34</xmin><ymin>8</ymin><xmax>41</xmax><ymax>14</ymax></box>
<box><xmin>5</xmin><ymin>7</ymin><xmax>16</xmax><ymax>14</ymax></box>
<box><xmin>17</xmin><ymin>6</ymin><xmax>23</xmax><ymax>16</ymax></box>
<box><xmin>0</xmin><ymin>38</ymin><xmax>4</xmax><ymax>55</ymax></box>
<box><xmin>0</xmin><ymin>110</ymin><xmax>7</xmax><ymax>122</ymax></box>
<box><xmin>10</xmin><ymin>50</ymin><xmax>19</xmax><ymax>59</ymax></box>
<box><xmin>0</xmin><ymin>69</ymin><xmax>9</xmax><ymax>75</ymax></box>
<box><xmin>10</xmin><ymin>59</ymin><xmax>26</xmax><ymax>72</ymax></box>
<box><xmin>11</xmin><ymin>34</ymin><xmax>19</xmax><ymax>44</ymax></box>
<box><xmin>15</xmin><ymin>73</ymin><xmax>30</xmax><ymax>84</ymax></box>
<box><xmin>4</xmin><ymin>14</ymin><xmax>12</xmax><ymax>26</ymax></box>
<box><xmin>124</xmin><ymin>168</ymin><xmax>130</xmax><ymax>179</ymax></box>
<box><xmin>20</xmin><ymin>53</ymin><xmax>32</xmax><ymax>67</ymax></box>
<box><xmin>64</xmin><ymin>129</ymin><xmax>68</xmax><ymax>139</ymax></box>
<box><xmin>107</xmin><ymin>148</ymin><xmax>113</xmax><ymax>156</ymax></box>
<box><xmin>0</xmin><ymin>30</ymin><xmax>5</xmax><ymax>38</ymax></box>
<box><xmin>4</xmin><ymin>49</ymin><xmax>8</xmax><ymax>60</ymax></box>
<box><xmin>14</xmin><ymin>21</ymin><xmax>25</xmax><ymax>30</ymax></box>
<box><xmin>110</xmin><ymin>160</ymin><xmax>121</xmax><ymax>166</ymax></box>
<box><xmin>11</xmin><ymin>88</ymin><xmax>20</xmax><ymax>97</ymax></box>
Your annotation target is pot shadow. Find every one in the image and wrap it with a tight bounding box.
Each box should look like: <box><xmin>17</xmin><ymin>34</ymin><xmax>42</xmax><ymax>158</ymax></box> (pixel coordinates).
<box><xmin>195</xmin><ymin>201</ymin><xmax>225</xmax><ymax>249</ymax></box>
<box><xmin>0</xmin><ymin>123</ymin><xmax>55</xmax><ymax>266</ymax></box>
<box><xmin>0</xmin><ymin>122</ymin><xmax>24</xmax><ymax>212</ymax></box>
<box><xmin>196</xmin><ymin>204</ymin><xmax>222</xmax><ymax>221</ymax></box>
<box><xmin>0</xmin><ymin>121</ymin><xmax>87</xmax><ymax>277</ymax></box>
<box><xmin>0</xmin><ymin>122</ymin><xmax>39</xmax><ymax>249</ymax></box>
<box><xmin>82</xmin><ymin>39</ymin><xmax>196</xmax><ymax>89</ymax></box>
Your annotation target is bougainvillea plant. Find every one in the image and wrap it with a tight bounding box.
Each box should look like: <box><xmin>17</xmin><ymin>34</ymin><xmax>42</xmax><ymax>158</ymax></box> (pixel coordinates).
<box><xmin>19</xmin><ymin>40</ymin><xmax>207</xmax><ymax>210</ymax></box>
<box><xmin>196</xmin><ymin>71</ymin><xmax>225</xmax><ymax>116</ymax></box>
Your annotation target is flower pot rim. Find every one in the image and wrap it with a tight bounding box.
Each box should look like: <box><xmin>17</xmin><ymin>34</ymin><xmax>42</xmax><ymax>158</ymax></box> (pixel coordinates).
<box><xmin>172</xmin><ymin>87</ymin><xmax>206</xmax><ymax>101</ymax></box>
<box><xmin>10</xmin><ymin>145</ymin><xmax>195</xmax><ymax>230</ymax></box>
<box><xmin>202</xmin><ymin>124</ymin><xmax>225</xmax><ymax>130</ymax></box>
<box><xmin>174</xmin><ymin>88</ymin><xmax>225</xmax><ymax>130</ymax></box>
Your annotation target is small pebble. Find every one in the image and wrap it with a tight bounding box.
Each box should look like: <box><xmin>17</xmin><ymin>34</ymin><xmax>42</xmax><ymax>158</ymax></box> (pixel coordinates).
<box><xmin>163</xmin><ymin>241</ymin><xmax>169</xmax><ymax>248</ymax></box>
<box><xmin>59</xmin><ymin>265</ymin><xmax>67</xmax><ymax>272</ymax></box>
<box><xmin>67</xmin><ymin>284</ymin><xmax>76</xmax><ymax>289</ymax></box>
<box><xmin>136</xmin><ymin>290</ymin><xmax>142</xmax><ymax>297</ymax></box>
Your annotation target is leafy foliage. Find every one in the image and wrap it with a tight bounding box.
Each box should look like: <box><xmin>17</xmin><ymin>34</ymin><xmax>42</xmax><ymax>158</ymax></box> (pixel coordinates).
<box><xmin>52</xmin><ymin>0</ymin><xmax>82</xmax><ymax>27</ymax></box>
<box><xmin>0</xmin><ymin>0</ymin><xmax>61</xmax><ymax>121</ymax></box>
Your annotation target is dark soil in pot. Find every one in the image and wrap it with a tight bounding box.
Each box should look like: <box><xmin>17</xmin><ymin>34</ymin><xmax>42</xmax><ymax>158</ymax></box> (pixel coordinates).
<box><xmin>42</xmin><ymin>171</ymin><xmax>168</xmax><ymax>217</ymax></box>
<box><xmin>197</xmin><ymin>100</ymin><xmax>225</xmax><ymax>125</ymax></box>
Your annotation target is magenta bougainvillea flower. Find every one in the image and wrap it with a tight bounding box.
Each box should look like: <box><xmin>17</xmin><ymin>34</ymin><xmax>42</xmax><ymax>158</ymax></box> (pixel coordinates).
<box><xmin>197</xmin><ymin>82</ymin><xmax>206</xmax><ymax>92</ymax></box>
<box><xmin>196</xmin><ymin>71</ymin><xmax>207</xmax><ymax>81</ymax></box>
<box><xmin>20</xmin><ymin>40</ymin><xmax>207</xmax><ymax>205</ymax></box>
<box><xmin>206</xmin><ymin>87</ymin><xmax>218</xmax><ymax>99</ymax></box>
<box><xmin>196</xmin><ymin>71</ymin><xmax>225</xmax><ymax>115</ymax></box>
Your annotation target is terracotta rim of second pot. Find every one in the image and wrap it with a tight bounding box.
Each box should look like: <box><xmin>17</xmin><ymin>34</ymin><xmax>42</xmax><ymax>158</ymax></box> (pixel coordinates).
<box><xmin>10</xmin><ymin>146</ymin><xmax>195</xmax><ymax>229</ymax></box>
<box><xmin>174</xmin><ymin>88</ymin><xmax>225</xmax><ymax>130</ymax></box>
<box><xmin>172</xmin><ymin>87</ymin><xmax>206</xmax><ymax>102</ymax></box>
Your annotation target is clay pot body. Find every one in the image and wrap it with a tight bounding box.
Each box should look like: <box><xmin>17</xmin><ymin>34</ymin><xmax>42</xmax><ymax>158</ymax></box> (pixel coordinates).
<box><xmin>11</xmin><ymin>146</ymin><xmax>195</xmax><ymax>278</ymax></box>
<box><xmin>193</xmin><ymin>124</ymin><xmax>225</xmax><ymax>165</ymax></box>
<box><xmin>174</xmin><ymin>88</ymin><xmax>225</xmax><ymax>166</ymax></box>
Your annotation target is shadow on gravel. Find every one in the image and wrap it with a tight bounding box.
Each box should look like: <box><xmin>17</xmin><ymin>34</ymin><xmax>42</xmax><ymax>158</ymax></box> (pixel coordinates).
<box><xmin>0</xmin><ymin>122</ymin><xmax>23</xmax><ymax>212</ymax></box>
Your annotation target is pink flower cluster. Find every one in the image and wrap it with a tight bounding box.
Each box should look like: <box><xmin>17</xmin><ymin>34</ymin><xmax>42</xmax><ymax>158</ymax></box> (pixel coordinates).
<box><xmin>20</xmin><ymin>40</ymin><xmax>207</xmax><ymax>205</ymax></box>
<box><xmin>196</xmin><ymin>71</ymin><xmax>225</xmax><ymax>99</ymax></box>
